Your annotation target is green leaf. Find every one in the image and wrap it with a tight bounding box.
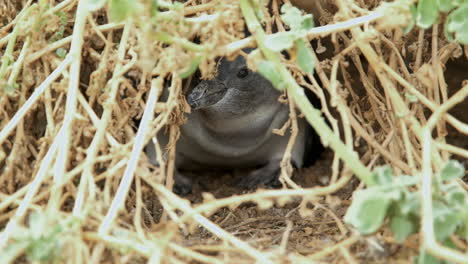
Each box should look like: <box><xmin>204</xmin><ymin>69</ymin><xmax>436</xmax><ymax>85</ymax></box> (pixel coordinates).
<box><xmin>444</xmin><ymin>15</ymin><xmax>455</xmax><ymax>42</ymax></box>
<box><xmin>437</xmin><ymin>0</ymin><xmax>455</xmax><ymax>12</ymax></box>
<box><xmin>416</xmin><ymin>250</ymin><xmax>442</xmax><ymax>264</ymax></box>
<box><xmin>301</xmin><ymin>17</ymin><xmax>314</xmax><ymax>31</ymax></box>
<box><xmin>405</xmin><ymin>93</ymin><xmax>418</xmax><ymax>103</ymax></box>
<box><xmin>280</xmin><ymin>3</ymin><xmax>314</xmax><ymax>31</ymax></box>
<box><xmin>446</xmin><ymin>4</ymin><xmax>468</xmax><ymax>44</ymax></box>
<box><xmin>440</xmin><ymin>160</ymin><xmax>465</xmax><ymax>181</ymax></box>
<box><xmin>56</xmin><ymin>48</ymin><xmax>67</xmax><ymax>58</ymax></box>
<box><xmin>416</xmin><ymin>0</ymin><xmax>439</xmax><ymax>29</ymax></box>
<box><xmin>29</xmin><ymin>212</ymin><xmax>44</xmax><ymax>239</ymax></box>
<box><xmin>369</xmin><ymin>166</ymin><xmax>393</xmax><ymax>186</ymax></box>
<box><xmin>251</xmin><ymin>0</ymin><xmax>269</xmax><ymax>22</ymax></box>
<box><xmin>109</xmin><ymin>0</ymin><xmax>134</xmax><ymax>22</ymax></box>
<box><xmin>344</xmin><ymin>189</ymin><xmax>391</xmax><ymax>234</ymax></box>
<box><xmin>26</xmin><ymin>235</ymin><xmax>61</xmax><ymax>262</ymax></box>
<box><xmin>457</xmin><ymin>213</ymin><xmax>468</xmax><ymax>239</ymax></box>
<box><xmin>434</xmin><ymin>212</ymin><xmax>461</xmax><ymax>241</ymax></box>
<box><xmin>404</xmin><ymin>4</ymin><xmax>417</xmax><ymax>34</ymax></box>
<box><xmin>399</xmin><ymin>191</ymin><xmax>421</xmax><ymax>215</ymax></box>
<box><xmin>457</xmin><ymin>28</ymin><xmax>468</xmax><ymax>44</ymax></box>
<box><xmin>179</xmin><ymin>55</ymin><xmax>203</xmax><ymax>79</ymax></box>
<box><xmin>295</xmin><ymin>39</ymin><xmax>314</xmax><ymax>75</ymax></box>
<box><xmin>443</xmin><ymin>182</ymin><xmax>466</xmax><ymax>206</ymax></box>
<box><xmin>264</xmin><ymin>31</ymin><xmax>297</xmax><ymax>52</ymax></box>
<box><xmin>433</xmin><ymin>201</ymin><xmax>462</xmax><ymax>241</ymax></box>
<box><xmin>4</xmin><ymin>83</ymin><xmax>18</xmax><ymax>95</ymax></box>
<box><xmin>172</xmin><ymin>2</ymin><xmax>184</xmax><ymax>10</ymax></box>
<box><xmin>390</xmin><ymin>215</ymin><xmax>416</xmax><ymax>243</ymax></box>
<box><xmin>396</xmin><ymin>175</ymin><xmax>419</xmax><ymax>185</ymax></box>
<box><xmin>257</xmin><ymin>60</ymin><xmax>286</xmax><ymax>90</ymax></box>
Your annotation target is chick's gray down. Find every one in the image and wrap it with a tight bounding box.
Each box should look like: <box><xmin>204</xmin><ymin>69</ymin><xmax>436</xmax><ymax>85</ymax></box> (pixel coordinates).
<box><xmin>146</xmin><ymin>53</ymin><xmax>310</xmax><ymax>194</ymax></box>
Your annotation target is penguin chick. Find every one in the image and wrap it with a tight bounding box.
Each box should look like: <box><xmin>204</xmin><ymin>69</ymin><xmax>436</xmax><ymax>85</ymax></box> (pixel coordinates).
<box><xmin>146</xmin><ymin>53</ymin><xmax>309</xmax><ymax>194</ymax></box>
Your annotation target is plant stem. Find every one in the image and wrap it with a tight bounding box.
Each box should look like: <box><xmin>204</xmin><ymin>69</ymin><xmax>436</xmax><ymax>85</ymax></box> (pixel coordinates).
<box><xmin>99</xmin><ymin>77</ymin><xmax>163</xmax><ymax>235</ymax></box>
<box><xmin>154</xmin><ymin>31</ymin><xmax>206</xmax><ymax>52</ymax></box>
<box><xmin>0</xmin><ymin>57</ymin><xmax>72</xmax><ymax>147</ymax></box>
<box><xmin>50</xmin><ymin>0</ymin><xmax>90</xmax><ymax>211</ymax></box>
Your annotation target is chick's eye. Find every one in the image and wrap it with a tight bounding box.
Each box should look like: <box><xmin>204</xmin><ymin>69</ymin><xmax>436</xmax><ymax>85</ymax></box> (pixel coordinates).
<box><xmin>237</xmin><ymin>68</ymin><xmax>249</xmax><ymax>79</ymax></box>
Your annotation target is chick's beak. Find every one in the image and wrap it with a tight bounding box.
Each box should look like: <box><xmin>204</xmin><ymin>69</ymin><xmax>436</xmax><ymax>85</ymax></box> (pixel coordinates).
<box><xmin>187</xmin><ymin>80</ymin><xmax>227</xmax><ymax>109</ymax></box>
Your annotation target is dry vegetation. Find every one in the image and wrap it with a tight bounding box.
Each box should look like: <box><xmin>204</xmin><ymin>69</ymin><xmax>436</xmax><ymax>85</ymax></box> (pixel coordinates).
<box><xmin>0</xmin><ymin>0</ymin><xmax>467</xmax><ymax>263</ymax></box>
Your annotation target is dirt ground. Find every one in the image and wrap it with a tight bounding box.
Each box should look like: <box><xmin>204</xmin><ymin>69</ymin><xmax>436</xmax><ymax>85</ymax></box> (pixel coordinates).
<box><xmin>1</xmin><ymin>0</ymin><xmax>467</xmax><ymax>263</ymax></box>
<box><xmin>130</xmin><ymin>56</ymin><xmax>466</xmax><ymax>263</ymax></box>
<box><xmin>135</xmin><ymin>45</ymin><xmax>468</xmax><ymax>264</ymax></box>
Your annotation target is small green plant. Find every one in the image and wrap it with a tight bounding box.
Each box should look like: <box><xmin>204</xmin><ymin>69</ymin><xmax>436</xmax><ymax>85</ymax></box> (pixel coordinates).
<box><xmin>345</xmin><ymin>160</ymin><xmax>467</xmax><ymax>263</ymax></box>
<box><xmin>108</xmin><ymin>0</ymin><xmax>136</xmax><ymax>22</ymax></box>
<box><xmin>50</xmin><ymin>11</ymin><xmax>69</xmax><ymax>42</ymax></box>
<box><xmin>256</xmin><ymin>3</ymin><xmax>315</xmax><ymax>88</ymax></box>
<box><xmin>2</xmin><ymin>212</ymin><xmax>79</xmax><ymax>263</ymax></box>
<box><xmin>104</xmin><ymin>0</ymin><xmax>208</xmax><ymax>78</ymax></box>
<box><xmin>413</xmin><ymin>0</ymin><xmax>468</xmax><ymax>44</ymax></box>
